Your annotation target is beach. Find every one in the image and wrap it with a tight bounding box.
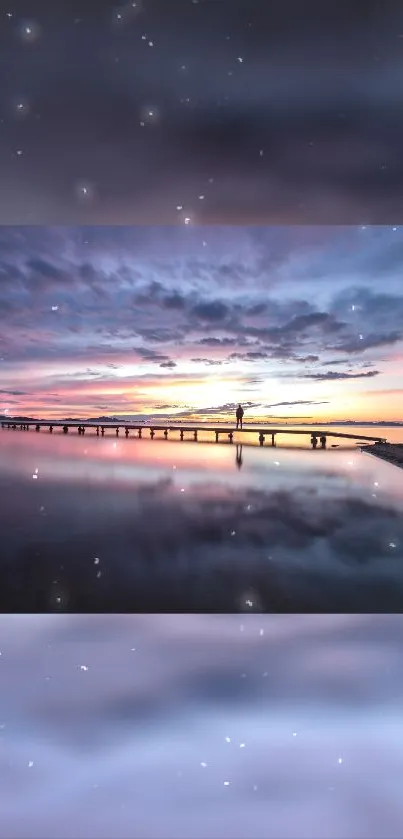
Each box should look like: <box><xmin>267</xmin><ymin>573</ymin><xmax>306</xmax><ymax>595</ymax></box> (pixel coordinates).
<box><xmin>360</xmin><ymin>443</ymin><xmax>403</xmax><ymax>470</ymax></box>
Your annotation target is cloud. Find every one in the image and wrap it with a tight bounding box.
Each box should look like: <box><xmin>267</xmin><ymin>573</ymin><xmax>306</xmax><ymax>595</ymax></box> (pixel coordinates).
<box><xmin>191</xmin><ymin>301</ymin><xmax>229</xmax><ymax>322</ymax></box>
<box><xmin>303</xmin><ymin>370</ymin><xmax>380</xmax><ymax>381</ymax></box>
<box><xmin>328</xmin><ymin>332</ymin><xmax>402</xmax><ymax>354</ymax></box>
<box><xmin>190</xmin><ymin>358</ymin><xmax>223</xmax><ymax>366</ymax></box>
<box><xmin>159</xmin><ymin>361</ymin><xmax>177</xmax><ymax>369</ymax></box>
<box><xmin>265</xmin><ymin>401</ymin><xmax>330</xmax><ymax>408</ymax></box>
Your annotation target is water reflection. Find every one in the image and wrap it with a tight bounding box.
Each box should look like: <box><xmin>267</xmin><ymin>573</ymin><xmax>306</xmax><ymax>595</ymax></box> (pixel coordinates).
<box><xmin>1</xmin><ymin>614</ymin><xmax>403</xmax><ymax>838</ymax></box>
<box><xmin>1</xmin><ymin>431</ymin><xmax>403</xmax><ymax>611</ymax></box>
<box><xmin>235</xmin><ymin>444</ymin><xmax>243</xmax><ymax>470</ymax></box>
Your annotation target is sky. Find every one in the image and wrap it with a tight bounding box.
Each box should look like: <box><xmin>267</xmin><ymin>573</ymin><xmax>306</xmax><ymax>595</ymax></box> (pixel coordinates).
<box><xmin>2</xmin><ymin>0</ymin><xmax>403</xmax><ymax>224</ymax></box>
<box><xmin>1</xmin><ymin>224</ymin><xmax>403</xmax><ymax>423</ymax></box>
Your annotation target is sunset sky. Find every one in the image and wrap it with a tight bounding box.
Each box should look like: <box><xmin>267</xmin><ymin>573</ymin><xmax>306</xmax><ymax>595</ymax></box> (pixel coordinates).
<box><xmin>1</xmin><ymin>224</ymin><xmax>402</xmax><ymax>423</ymax></box>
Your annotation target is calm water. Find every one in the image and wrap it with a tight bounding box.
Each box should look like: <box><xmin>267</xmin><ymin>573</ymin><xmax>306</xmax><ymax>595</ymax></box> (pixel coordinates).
<box><xmin>1</xmin><ymin>426</ymin><xmax>403</xmax><ymax>611</ymax></box>
<box><xmin>1</xmin><ymin>614</ymin><xmax>403</xmax><ymax>839</ymax></box>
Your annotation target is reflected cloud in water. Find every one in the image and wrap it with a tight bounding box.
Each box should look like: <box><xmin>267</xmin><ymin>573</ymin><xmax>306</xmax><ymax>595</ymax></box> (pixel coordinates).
<box><xmin>0</xmin><ymin>614</ymin><xmax>403</xmax><ymax>838</ymax></box>
<box><xmin>1</xmin><ymin>432</ymin><xmax>403</xmax><ymax>611</ymax></box>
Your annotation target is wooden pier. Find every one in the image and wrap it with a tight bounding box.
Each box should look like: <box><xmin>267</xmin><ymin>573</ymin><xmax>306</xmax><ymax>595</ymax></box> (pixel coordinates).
<box><xmin>0</xmin><ymin>420</ymin><xmax>387</xmax><ymax>446</ymax></box>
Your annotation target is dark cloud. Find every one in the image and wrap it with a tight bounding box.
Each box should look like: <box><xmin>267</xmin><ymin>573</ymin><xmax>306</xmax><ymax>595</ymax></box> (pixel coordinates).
<box><xmin>159</xmin><ymin>360</ymin><xmax>177</xmax><ymax>368</ymax></box>
<box><xmin>191</xmin><ymin>301</ymin><xmax>229</xmax><ymax>322</ymax></box>
<box><xmin>328</xmin><ymin>332</ymin><xmax>402</xmax><ymax>354</ymax></box>
<box><xmin>3</xmin><ymin>1</ymin><xmax>403</xmax><ymax>223</ymax></box>
<box><xmin>304</xmin><ymin>370</ymin><xmax>380</xmax><ymax>381</ymax></box>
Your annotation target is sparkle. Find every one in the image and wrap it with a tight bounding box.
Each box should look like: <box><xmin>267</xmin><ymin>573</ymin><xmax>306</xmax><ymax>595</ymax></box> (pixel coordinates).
<box><xmin>230</xmin><ymin>529</ymin><xmax>236</xmax><ymax>536</ymax></box>
<box><xmin>148</xmin><ymin>40</ymin><xmax>154</xmax><ymax>47</ymax></box>
<box><xmin>200</xmin><ymin>761</ymin><xmax>207</xmax><ymax>767</ymax></box>
<box><xmin>94</xmin><ymin>557</ymin><xmax>100</xmax><ymax>564</ymax></box>
<box><xmin>79</xmin><ymin>665</ymin><xmax>89</xmax><ymax>671</ymax></box>
<box><xmin>292</xmin><ymin>732</ymin><xmax>297</xmax><ymax>737</ymax></box>
<box><xmin>198</xmin><ymin>194</ymin><xmax>205</xmax><ymax>199</ymax></box>
<box><xmin>75</xmin><ymin>181</ymin><xmax>94</xmax><ymax>202</ymax></box>
<box><xmin>338</xmin><ymin>757</ymin><xmax>343</xmax><ymax>764</ymax></box>
<box><xmin>239</xmin><ymin>743</ymin><xmax>246</xmax><ymax>748</ymax></box>
<box><xmin>184</xmin><ymin>217</ymin><xmax>191</xmax><ymax>225</ymax></box>
<box><xmin>51</xmin><ymin>305</ymin><xmax>58</xmax><ymax>311</ymax></box>
<box><xmin>237</xmin><ymin>56</ymin><xmax>244</xmax><ymax>62</ymax></box>
<box><xmin>16</xmin><ymin>149</ymin><xmax>23</xmax><ymax>156</ymax></box>
<box><xmin>176</xmin><ymin>204</ymin><xmax>183</xmax><ymax>210</ymax></box>
<box><xmin>223</xmin><ymin>780</ymin><xmax>231</xmax><ymax>786</ymax></box>
<box><xmin>225</xmin><ymin>736</ymin><xmax>231</xmax><ymax>743</ymax></box>
<box><xmin>259</xmin><ymin>628</ymin><xmax>264</xmax><ymax>636</ymax></box>
<box><xmin>28</xmin><ymin>761</ymin><xmax>34</xmax><ymax>768</ymax></box>
<box><xmin>389</xmin><ymin>542</ymin><xmax>397</xmax><ymax>548</ymax></box>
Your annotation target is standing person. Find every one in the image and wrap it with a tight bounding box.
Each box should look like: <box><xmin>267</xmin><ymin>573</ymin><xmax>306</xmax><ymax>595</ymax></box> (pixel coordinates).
<box><xmin>236</xmin><ymin>404</ymin><xmax>244</xmax><ymax>430</ymax></box>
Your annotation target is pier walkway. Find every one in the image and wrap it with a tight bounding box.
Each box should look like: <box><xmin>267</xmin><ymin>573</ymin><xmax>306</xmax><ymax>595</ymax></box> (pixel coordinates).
<box><xmin>0</xmin><ymin>420</ymin><xmax>387</xmax><ymax>446</ymax></box>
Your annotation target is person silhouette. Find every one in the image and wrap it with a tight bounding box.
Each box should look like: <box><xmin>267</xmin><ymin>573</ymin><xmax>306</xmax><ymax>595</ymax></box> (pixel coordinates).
<box><xmin>236</xmin><ymin>444</ymin><xmax>243</xmax><ymax>469</ymax></box>
<box><xmin>311</xmin><ymin>433</ymin><xmax>318</xmax><ymax>449</ymax></box>
<box><xmin>236</xmin><ymin>404</ymin><xmax>244</xmax><ymax>429</ymax></box>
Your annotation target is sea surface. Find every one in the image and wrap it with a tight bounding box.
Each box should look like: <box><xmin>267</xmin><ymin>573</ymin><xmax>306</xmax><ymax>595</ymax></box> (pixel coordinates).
<box><xmin>1</xmin><ymin>614</ymin><xmax>403</xmax><ymax>839</ymax></box>
<box><xmin>0</xmin><ymin>424</ymin><xmax>402</xmax><ymax>611</ymax></box>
